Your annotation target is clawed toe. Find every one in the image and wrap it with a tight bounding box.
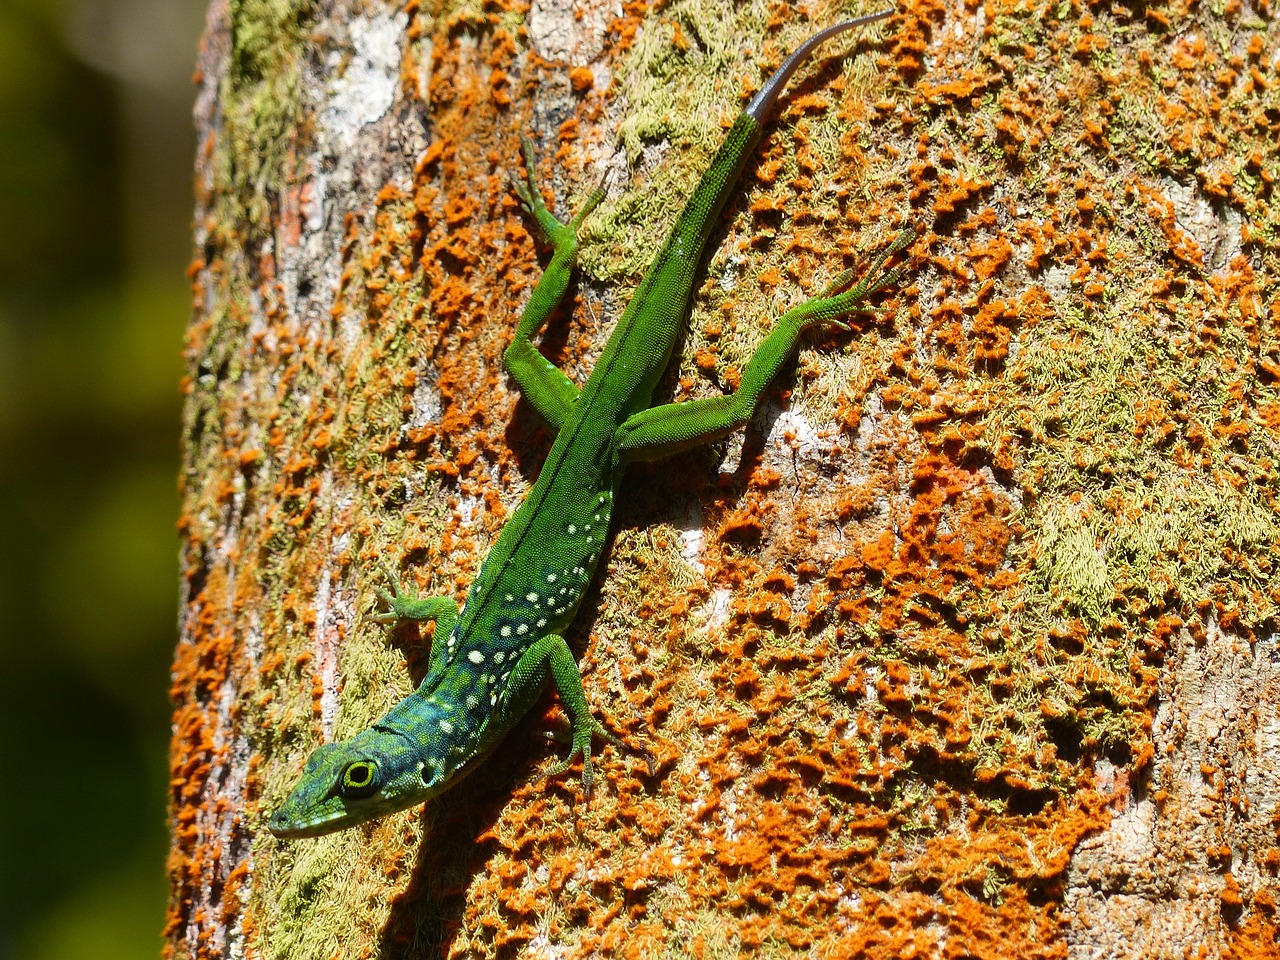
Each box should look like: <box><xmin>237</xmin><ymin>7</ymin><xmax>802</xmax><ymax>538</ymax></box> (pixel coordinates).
<box><xmin>367</xmin><ymin>560</ymin><xmax>415</xmax><ymax>626</ymax></box>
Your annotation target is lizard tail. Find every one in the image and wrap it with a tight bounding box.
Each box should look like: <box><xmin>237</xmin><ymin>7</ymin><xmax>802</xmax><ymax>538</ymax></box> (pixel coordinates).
<box><xmin>745</xmin><ymin>10</ymin><xmax>895</xmax><ymax>124</ymax></box>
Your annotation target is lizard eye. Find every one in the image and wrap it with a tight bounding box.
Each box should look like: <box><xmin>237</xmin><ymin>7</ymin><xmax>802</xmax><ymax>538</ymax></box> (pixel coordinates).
<box><xmin>338</xmin><ymin>760</ymin><xmax>381</xmax><ymax>799</ymax></box>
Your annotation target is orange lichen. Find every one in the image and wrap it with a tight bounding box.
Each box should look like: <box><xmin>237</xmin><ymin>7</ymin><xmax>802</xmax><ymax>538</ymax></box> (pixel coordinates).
<box><xmin>568</xmin><ymin>65</ymin><xmax>594</xmax><ymax>93</ymax></box>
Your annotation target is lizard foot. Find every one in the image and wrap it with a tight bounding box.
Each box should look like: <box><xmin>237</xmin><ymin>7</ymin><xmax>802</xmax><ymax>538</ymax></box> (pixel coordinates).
<box><xmin>543</xmin><ymin>712</ymin><xmax>652</xmax><ymax>798</ymax></box>
<box><xmin>512</xmin><ymin>136</ymin><xmax>605</xmax><ymax>256</ymax></box>
<box><xmin>367</xmin><ymin>560</ymin><xmax>455</xmax><ymax>627</ymax></box>
<box><xmin>801</xmin><ymin>226</ymin><xmax>917</xmax><ymax>331</ymax></box>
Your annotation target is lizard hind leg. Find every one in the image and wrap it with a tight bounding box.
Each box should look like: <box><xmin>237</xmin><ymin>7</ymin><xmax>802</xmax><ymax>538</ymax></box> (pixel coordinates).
<box><xmin>612</xmin><ymin>228</ymin><xmax>916</xmax><ymax>464</ymax></box>
<box><xmin>504</xmin><ymin>139</ymin><xmax>608</xmax><ymax>431</ymax></box>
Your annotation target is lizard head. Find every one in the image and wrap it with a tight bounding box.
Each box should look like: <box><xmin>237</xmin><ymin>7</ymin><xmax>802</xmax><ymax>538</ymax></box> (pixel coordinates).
<box><xmin>268</xmin><ymin>725</ymin><xmax>445</xmax><ymax>838</ymax></box>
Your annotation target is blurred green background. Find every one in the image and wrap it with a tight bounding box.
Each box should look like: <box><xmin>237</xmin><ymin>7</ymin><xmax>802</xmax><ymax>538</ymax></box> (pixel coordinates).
<box><xmin>0</xmin><ymin>0</ymin><xmax>207</xmax><ymax>956</ymax></box>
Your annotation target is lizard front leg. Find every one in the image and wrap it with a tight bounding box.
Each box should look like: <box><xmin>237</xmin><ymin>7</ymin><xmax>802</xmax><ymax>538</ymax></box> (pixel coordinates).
<box><xmin>368</xmin><ymin>562</ymin><xmax>460</xmax><ymax>674</ymax></box>
<box><xmin>494</xmin><ymin>633</ymin><xmax>625</xmax><ymax>796</ymax></box>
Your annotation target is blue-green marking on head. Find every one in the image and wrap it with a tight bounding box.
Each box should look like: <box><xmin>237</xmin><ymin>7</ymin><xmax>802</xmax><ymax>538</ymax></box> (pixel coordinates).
<box><xmin>268</xmin><ymin>706</ymin><xmax>462</xmax><ymax>838</ymax></box>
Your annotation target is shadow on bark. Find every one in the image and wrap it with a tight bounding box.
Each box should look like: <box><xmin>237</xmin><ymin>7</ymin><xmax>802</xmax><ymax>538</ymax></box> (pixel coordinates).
<box><xmin>375</xmin><ymin>744</ymin><xmax>524</xmax><ymax>958</ymax></box>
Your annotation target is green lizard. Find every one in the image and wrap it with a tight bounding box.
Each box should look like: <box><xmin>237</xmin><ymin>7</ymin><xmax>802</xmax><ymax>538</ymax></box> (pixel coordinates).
<box><xmin>269</xmin><ymin>11</ymin><xmax>912</xmax><ymax>838</ymax></box>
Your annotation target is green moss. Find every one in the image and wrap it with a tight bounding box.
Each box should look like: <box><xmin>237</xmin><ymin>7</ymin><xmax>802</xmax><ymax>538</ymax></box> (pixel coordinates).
<box><xmin>218</xmin><ymin>0</ymin><xmax>317</xmax><ymax>231</ymax></box>
<box><xmin>182</xmin><ymin>0</ymin><xmax>319</xmax><ymax>543</ymax></box>
<box><xmin>1028</xmin><ymin>496</ymin><xmax>1111</xmax><ymax>621</ymax></box>
<box><xmin>999</xmin><ymin>284</ymin><xmax>1278</xmax><ymax>627</ymax></box>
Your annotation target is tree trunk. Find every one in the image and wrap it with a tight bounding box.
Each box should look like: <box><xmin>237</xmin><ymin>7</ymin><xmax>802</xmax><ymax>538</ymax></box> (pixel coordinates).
<box><xmin>170</xmin><ymin>0</ymin><xmax>1280</xmax><ymax>957</ymax></box>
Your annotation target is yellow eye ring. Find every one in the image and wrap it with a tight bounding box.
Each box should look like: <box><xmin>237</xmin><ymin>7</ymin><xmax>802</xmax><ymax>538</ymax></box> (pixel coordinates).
<box><xmin>338</xmin><ymin>761</ymin><xmax>380</xmax><ymax>798</ymax></box>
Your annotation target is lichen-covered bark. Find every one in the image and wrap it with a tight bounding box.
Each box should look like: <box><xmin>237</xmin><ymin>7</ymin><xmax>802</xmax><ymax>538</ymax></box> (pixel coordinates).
<box><xmin>172</xmin><ymin>0</ymin><xmax>1280</xmax><ymax>957</ymax></box>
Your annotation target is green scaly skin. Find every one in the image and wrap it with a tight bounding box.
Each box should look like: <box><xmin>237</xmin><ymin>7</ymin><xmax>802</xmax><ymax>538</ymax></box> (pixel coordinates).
<box><xmin>269</xmin><ymin>12</ymin><xmax>913</xmax><ymax>839</ymax></box>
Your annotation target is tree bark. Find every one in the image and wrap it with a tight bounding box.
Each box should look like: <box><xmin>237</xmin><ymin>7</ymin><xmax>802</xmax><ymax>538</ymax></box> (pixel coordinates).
<box><xmin>171</xmin><ymin>0</ymin><xmax>1280</xmax><ymax>957</ymax></box>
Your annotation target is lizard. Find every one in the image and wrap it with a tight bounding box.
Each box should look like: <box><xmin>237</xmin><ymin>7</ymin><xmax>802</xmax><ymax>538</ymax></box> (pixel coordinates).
<box><xmin>269</xmin><ymin>10</ymin><xmax>913</xmax><ymax>839</ymax></box>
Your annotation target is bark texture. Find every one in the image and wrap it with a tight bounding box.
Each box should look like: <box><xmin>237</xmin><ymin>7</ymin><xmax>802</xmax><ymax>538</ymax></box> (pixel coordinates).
<box><xmin>172</xmin><ymin>0</ymin><xmax>1280</xmax><ymax>956</ymax></box>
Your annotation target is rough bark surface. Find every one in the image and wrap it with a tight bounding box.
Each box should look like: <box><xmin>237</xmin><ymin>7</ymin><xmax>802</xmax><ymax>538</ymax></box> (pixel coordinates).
<box><xmin>172</xmin><ymin>0</ymin><xmax>1280</xmax><ymax>957</ymax></box>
